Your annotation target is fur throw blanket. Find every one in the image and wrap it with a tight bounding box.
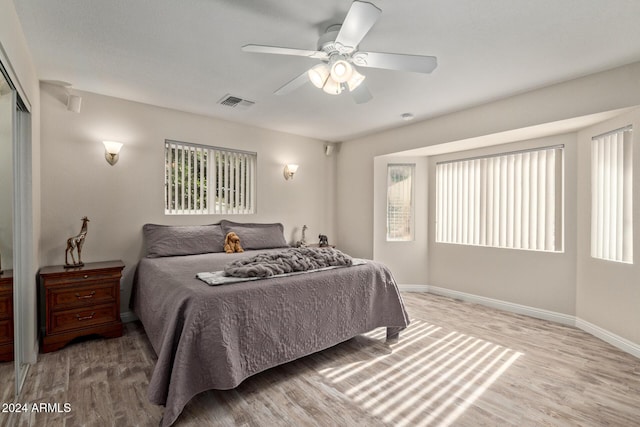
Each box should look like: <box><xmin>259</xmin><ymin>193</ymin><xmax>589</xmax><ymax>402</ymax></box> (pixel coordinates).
<box><xmin>224</xmin><ymin>247</ymin><xmax>353</xmax><ymax>278</ymax></box>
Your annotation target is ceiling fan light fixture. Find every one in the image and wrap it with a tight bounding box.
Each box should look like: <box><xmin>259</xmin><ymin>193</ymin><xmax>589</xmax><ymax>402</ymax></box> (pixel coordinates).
<box><xmin>308</xmin><ymin>64</ymin><xmax>330</xmax><ymax>89</ymax></box>
<box><xmin>322</xmin><ymin>76</ymin><xmax>342</xmax><ymax>95</ymax></box>
<box><xmin>330</xmin><ymin>59</ymin><xmax>353</xmax><ymax>83</ymax></box>
<box><xmin>243</xmin><ymin>0</ymin><xmax>438</xmax><ymax>103</ymax></box>
<box><xmin>346</xmin><ymin>68</ymin><xmax>366</xmax><ymax>91</ymax></box>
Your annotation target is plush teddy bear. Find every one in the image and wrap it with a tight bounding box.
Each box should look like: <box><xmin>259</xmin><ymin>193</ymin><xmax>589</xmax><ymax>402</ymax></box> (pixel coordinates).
<box><xmin>224</xmin><ymin>231</ymin><xmax>244</xmax><ymax>253</ymax></box>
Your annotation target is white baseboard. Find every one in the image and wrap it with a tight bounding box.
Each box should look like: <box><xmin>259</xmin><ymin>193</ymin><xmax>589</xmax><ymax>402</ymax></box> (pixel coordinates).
<box><xmin>120</xmin><ymin>311</ymin><xmax>138</xmax><ymax>323</ymax></box>
<box><xmin>575</xmin><ymin>318</ymin><xmax>640</xmax><ymax>359</ymax></box>
<box><xmin>398</xmin><ymin>284</ymin><xmax>430</xmax><ymax>292</ymax></box>
<box><xmin>425</xmin><ymin>285</ymin><xmax>575</xmax><ymax>326</ymax></box>
<box><xmin>399</xmin><ymin>284</ymin><xmax>640</xmax><ymax>359</ymax></box>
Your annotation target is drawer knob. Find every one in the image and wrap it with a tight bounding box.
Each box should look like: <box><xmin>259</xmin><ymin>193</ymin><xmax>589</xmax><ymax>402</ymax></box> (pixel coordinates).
<box><xmin>83</xmin><ymin>275</ymin><xmax>89</xmax><ymax>279</ymax></box>
<box><xmin>75</xmin><ymin>291</ymin><xmax>96</xmax><ymax>300</ymax></box>
<box><xmin>76</xmin><ymin>312</ymin><xmax>96</xmax><ymax>321</ymax></box>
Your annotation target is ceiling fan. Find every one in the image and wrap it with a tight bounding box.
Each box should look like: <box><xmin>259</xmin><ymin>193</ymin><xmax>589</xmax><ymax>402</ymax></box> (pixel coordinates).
<box><xmin>241</xmin><ymin>1</ymin><xmax>437</xmax><ymax>104</ymax></box>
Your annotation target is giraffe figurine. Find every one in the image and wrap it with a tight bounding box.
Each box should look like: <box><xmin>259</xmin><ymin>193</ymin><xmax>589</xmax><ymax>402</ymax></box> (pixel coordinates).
<box><xmin>295</xmin><ymin>224</ymin><xmax>308</xmax><ymax>248</ymax></box>
<box><xmin>65</xmin><ymin>216</ymin><xmax>90</xmax><ymax>267</ymax></box>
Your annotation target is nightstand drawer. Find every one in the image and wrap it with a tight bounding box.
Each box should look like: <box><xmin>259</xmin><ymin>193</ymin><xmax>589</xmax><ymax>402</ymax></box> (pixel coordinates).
<box><xmin>43</xmin><ymin>270</ymin><xmax>122</xmax><ymax>287</ymax></box>
<box><xmin>49</xmin><ymin>303</ymin><xmax>118</xmax><ymax>334</ymax></box>
<box><xmin>48</xmin><ymin>283</ymin><xmax>117</xmax><ymax>310</ymax></box>
<box><xmin>39</xmin><ymin>261</ymin><xmax>124</xmax><ymax>352</ymax></box>
<box><xmin>0</xmin><ymin>292</ymin><xmax>11</xmax><ymax>319</ymax></box>
<box><xmin>0</xmin><ymin>318</ymin><xmax>13</xmax><ymax>344</ymax></box>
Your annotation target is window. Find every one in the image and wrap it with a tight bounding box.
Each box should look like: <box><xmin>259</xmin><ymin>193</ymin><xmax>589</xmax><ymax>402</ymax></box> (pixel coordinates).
<box><xmin>387</xmin><ymin>164</ymin><xmax>415</xmax><ymax>241</ymax></box>
<box><xmin>436</xmin><ymin>145</ymin><xmax>563</xmax><ymax>252</ymax></box>
<box><xmin>591</xmin><ymin>126</ymin><xmax>633</xmax><ymax>263</ymax></box>
<box><xmin>164</xmin><ymin>140</ymin><xmax>256</xmax><ymax>215</ymax></box>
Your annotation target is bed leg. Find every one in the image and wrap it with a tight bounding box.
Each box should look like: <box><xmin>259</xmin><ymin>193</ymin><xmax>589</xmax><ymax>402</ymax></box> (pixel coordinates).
<box><xmin>386</xmin><ymin>327</ymin><xmax>402</xmax><ymax>340</ymax></box>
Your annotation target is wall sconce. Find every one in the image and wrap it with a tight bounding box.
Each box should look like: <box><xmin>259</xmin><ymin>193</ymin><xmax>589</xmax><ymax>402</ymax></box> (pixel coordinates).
<box><xmin>103</xmin><ymin>141</ymin><xmax>123</xmax><ymax>166</ymax></box>
<box><xmin>283</xmin><ymin>164</ymin><xmax>299</xmax><ymax>180</ymax></box>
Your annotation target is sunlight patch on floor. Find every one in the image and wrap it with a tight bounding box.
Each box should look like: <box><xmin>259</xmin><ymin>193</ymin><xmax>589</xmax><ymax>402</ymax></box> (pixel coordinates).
<box><xmin>319</xmin><ymin>320</ymin><xmax>440</xmax><ymax>382</ymax></box>
<box><xmin>319</xmin><ymin>321</ymin><xmax>523</xmax><ymax>426</ymax></box>
<box><xmin>369</xmin><ymin>338</ymin><xmax>494</xmax><ymax>412</ymax></box>
<box><xmin>345</xmin><ymin>330</ymin><xmax>460</xmax><ymax>399</ymax></box>
<box><xmin>426</xmin><ymin>350</ymin><xmax>522</xmax><ymax>427</ymax></box>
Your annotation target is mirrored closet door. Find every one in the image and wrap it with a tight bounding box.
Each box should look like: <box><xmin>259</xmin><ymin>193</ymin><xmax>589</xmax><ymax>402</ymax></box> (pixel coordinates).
<box><xmin>0</xmin><ymin>57</ymin><xmax>32</xmax><ymax>398</ymax></box>
<box><xmin>0</xmin><ymin>64</ymin><xmax>15</xmax><ymax>398</ymax></box>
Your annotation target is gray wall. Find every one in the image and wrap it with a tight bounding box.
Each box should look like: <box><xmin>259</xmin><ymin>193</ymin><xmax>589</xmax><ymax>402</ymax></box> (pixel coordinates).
<box><xmin>576</xmin><ymin>108</ymin><xmax>640</xmax><ymax>344</ymax></box>
<box><xmin>428</xmin><ymin>134</ymin><xmax>577</xmax><ymax>315</ymax></box>
<box><xmin>336</xmin><ymin>62</ymin><xmax>640</xmax><ymax>347</ymax></box>
<box><xmin>337</xmin><ymin>62</ymin><xmax>640</xmax><ymax>259</ymax></box>
<box><xmin>373</xmin><ymin>155</ymin><xmax>428</xmax><ymax>285</ymax></box>
<box><xmin>39</xmin><ymin>84</ymin><xmax>336</xmax><ymax>316</ymax></box>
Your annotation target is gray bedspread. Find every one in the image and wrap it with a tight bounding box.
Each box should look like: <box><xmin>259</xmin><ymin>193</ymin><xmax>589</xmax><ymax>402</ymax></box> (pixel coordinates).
<box><xmin>131</xmin><ymin>249</ymin><xmax>410</xmax><ymax>427</ymax></box>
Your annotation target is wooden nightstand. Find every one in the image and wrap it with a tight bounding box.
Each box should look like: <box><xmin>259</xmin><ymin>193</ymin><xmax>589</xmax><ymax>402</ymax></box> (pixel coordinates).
<box><xmin>0</xmin><ymin>270</ymin><xmax>13</xmax><ymax>362</ymax></box>
<box><xmin>38</xmin><ymin>261</ymin><xmax>124</xmax><ymax>353</ymax></box>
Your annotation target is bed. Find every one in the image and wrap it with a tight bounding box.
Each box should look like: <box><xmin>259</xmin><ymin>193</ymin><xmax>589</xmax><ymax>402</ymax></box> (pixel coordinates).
<box><xmin>131</xmin><ymin>221</ymin><xmax>410</xmax><ymax>426</ymax></box>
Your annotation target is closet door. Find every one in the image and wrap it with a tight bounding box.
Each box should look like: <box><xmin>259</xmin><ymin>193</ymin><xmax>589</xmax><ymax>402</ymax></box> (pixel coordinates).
<box><xmin>0</xmin><ymin>70</ymin><xmax>15</xmax><ymax>396</ymax></box>
<box><xmin>0</xmin><ymin>79</ymin><xmax>13</xmax><ymax>275</ymax></box>
<box><xmin>0</xmin><ymin>58</ymin><xmax>32</xmax><ymax>397</ymax></box>
<box><xmin>13</xmin><ymin>104</ymin><xmax>32</xmax><ymax>397</ymax></box>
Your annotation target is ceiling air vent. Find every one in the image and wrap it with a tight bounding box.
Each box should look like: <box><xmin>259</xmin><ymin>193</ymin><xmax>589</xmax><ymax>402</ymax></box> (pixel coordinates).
<box><xmin>218</xmin><ymin>94</ymin><xmax>255</xmax><ymax>110</ymax></box>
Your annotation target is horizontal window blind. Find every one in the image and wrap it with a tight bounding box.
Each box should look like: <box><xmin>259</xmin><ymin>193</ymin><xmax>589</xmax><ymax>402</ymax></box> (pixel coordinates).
<box><xmin>436</xmin><ymin>146</ymin><xmax>563</xmax><ymax>251</ymax></box>
<box><xmin>387</xmin><ymin>164</ymin><xmax>415</xmax><ymax>241</ymax></box>
<box><xmin>591</xmin><ymin>126</ymin><xmax>633</xmax><ymax>263</ymax></box>
<box><xmin>165</xmin><ymin>140</ymin><xmax>256</xmax><ymax>215</ymax></box>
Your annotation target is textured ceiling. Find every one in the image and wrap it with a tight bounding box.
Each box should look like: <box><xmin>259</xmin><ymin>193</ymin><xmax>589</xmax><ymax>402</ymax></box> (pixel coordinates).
<box><xmin>13</xmin><ymin>0</ymin><xmax>640</xmax><ymax>142</ymax></box>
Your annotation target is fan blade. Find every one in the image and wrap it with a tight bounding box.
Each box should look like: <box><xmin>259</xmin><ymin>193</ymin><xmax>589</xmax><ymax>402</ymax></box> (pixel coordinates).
<box><xmin>335</xmin><ymin>1</ymin><xmax>382</xmax><ymax>52</ymax></box>
<box><xmin>350</xmin><ymin>82</ymin><xmax>372</xmax><ymax>104</ymax></box>
<box><xmin>242</xmin><ymin>44</ymin><xmax>328</xmax><ymax>60</ymax></box>
<box><xmin>353</xmin><ymin>52</ymin><xmax>437</xmax><ymax>74</ymax></box>
<box><xmin>274</xmin><ymin>69</ymin><xmax>310</xmax><ymax>95</ymax></box>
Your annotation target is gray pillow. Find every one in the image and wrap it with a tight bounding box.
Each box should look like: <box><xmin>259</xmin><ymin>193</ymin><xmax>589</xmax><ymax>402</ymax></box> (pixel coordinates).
<box><xmin>143</xmin><ymin>224</ymin><xmax>225</xmax><ymax>257</ymax></box>
<box><xmin>220</xmin><ymin>220</ymin><xmax>289</xmax><ymax>250</ymax></box>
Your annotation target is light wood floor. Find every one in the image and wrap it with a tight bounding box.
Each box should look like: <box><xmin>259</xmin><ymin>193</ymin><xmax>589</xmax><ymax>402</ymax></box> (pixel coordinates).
<box><xmin>2</xmin><ymin>292</ymin><xmax>639</xmax><ymax>426</ymax></box>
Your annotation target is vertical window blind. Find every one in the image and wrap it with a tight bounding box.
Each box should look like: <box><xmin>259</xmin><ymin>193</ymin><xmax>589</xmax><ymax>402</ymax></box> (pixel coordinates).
<box><xmin>387</xmin><ymin>164</ymin><xmax>415</xmax><ymax>241</ymax></box>
<box><xmin>591</xmin><ymin>126</ymin><xmax>633</xmax><ymax>263</ymax></box>
<box><xmin>165</xmin><ymin>140</ymin><xmax>256</xmax><ymax>215</ymax></box>
<box><xmin>436</xmin><ymin>146</ymin><xmax>563</xmax><ymax>252</ymax></box>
